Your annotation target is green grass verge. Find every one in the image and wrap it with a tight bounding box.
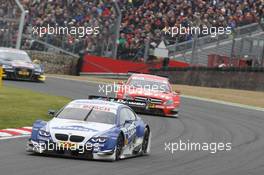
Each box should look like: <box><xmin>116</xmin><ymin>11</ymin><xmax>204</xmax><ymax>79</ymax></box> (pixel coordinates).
<box><xmin>0</xmin><ymin>85</ymin><xmax>71</xmax><ymax>129</ymax></box>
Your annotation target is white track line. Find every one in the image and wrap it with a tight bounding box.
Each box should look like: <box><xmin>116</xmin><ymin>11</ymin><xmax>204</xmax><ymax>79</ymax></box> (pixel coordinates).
<box><xmin>182</xmin><ymin>95</ymin><xmax>264</xmax><ymax>112</ymax></box>
<box><xmin>0</xmin><ymin>132</ymin><xmax>13</xmax><ymax>137</ymax></box>
<box><xmin>0</xmin><ymin>135</ymin><xmax>30</xmax><ymax>140</ymax></box>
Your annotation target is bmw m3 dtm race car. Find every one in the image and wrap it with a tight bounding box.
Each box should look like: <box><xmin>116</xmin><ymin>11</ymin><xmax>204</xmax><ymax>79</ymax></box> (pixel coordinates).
<box><xmin>26</xmin><ymin>98</ymin><xmax>151</xmax><ymax>161</ymax></box>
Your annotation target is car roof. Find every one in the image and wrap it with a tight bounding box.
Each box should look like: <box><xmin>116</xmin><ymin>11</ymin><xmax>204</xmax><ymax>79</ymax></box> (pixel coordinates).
<box><xmin>0</xmin><ymin>47</ymin><xmax>28</xmax><ymax>55</ymax></box>
<box><xmin>130</xmin><ymin>73</ymin><xmax>168</xmax><ymax>82</ymax></box>
<box><xmin>67</xmin><ymin>99</ymin><xmax>124</xmax><ymax>114</ymax></box>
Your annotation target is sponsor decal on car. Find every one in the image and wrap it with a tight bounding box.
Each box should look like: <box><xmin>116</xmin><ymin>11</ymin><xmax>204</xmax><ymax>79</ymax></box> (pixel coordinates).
<box><xmin>51</xmin><ymin>125</ymin><xmax>98</xmax><ymax>132</ymax></box>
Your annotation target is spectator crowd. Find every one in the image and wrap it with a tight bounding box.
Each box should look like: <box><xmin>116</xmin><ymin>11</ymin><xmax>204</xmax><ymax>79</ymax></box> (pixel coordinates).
<box><xmin>0</xmin><ymin>0</ymin><xmax>263</xmax><ymax>60</ymax></box>
<box><xmin>0</xmin><ymin>0</ymin><xmax>21</xmax><ymax>47</ymax></box>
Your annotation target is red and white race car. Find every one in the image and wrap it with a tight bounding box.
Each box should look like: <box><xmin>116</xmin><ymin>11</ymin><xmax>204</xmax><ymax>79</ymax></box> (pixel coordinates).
<box><xmin>116</xmin><ymin>74</ymin><xmax>180</xmax><ymax>117</ymax></box>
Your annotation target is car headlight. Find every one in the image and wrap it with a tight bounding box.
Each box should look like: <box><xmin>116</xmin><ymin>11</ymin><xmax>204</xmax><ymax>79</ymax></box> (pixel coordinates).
<box><xmin>165</xmin><ymin>100</ymin><xmax>174</xmax><ymax>106</ymax></box>
<box><xmin>35</xmin><ymin>68</ymin><xmax>42</xmax><ymax>72</ymax></box>
<box><xmin>2</xmin><ymin>64</ymin><xmax>13</xmax><ymax>69</ymax></box>
<box><xmin>38</xmin><ymin>128</ymin><xmax>51</xmax><ymax>137</ymax></box>
<box><xmin>34</xmin><ymin>67</ymin><xmax>42</xmax><ymax>72</ymax></box>
<box><xmin>90</xmin><ymin>136</ymin><xmax>108</xmax><ymax>143</ymax></box>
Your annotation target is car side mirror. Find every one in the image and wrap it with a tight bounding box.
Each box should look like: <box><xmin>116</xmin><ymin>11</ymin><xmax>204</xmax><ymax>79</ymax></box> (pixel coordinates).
<box><xmin>124</xmin><ymin>120</ymin><xmax>133</xmax><ymax>125</ymax></box>
<box><xmin>48</xmin><ymin>109</ymin><xmax>56</xmax><ymax>117</ymax></box>
<box><xmin>118</xmin><ymin>81</ymin><xmax>124</xmax><ymax>85</ymax></box>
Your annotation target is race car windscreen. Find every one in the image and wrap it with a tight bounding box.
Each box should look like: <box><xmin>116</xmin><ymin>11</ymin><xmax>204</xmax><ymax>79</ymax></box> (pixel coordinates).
<box><xmin>56</xmin><ymin>107</ymin><xmax>115</xmax><ymax>124</ymax></box>
<box><xmin>0</xmin><ymin>52</ymin><xmax>31</xmax><ymax>62</ymax></box>
<box><xmin>128</xmin><ymin>78</ymin><xmax>171</xmax><ymax>92</ymax></box>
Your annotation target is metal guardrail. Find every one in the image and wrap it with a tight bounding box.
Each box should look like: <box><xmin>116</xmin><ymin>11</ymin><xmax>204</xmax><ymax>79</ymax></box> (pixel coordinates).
<box><xmin>15</xmin><ymin>0</ymin><xmax>25</xmax><ymax>49</ymax></box>
<box><xmin>23</xmin><ymin>35</ymin><xmax>79</xmax><ymax>58</ymax></box>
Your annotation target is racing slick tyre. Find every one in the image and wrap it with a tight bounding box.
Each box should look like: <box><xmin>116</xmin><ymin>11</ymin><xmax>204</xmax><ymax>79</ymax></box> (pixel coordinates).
<box><xmin>115</xmin><ymin>133</ymin><xmax>124</xmax><ymax>161</ymax></box>
<box><xmin>141</xmin><ymin>128</ymin><xmax>150</xmax><ymax>155</ymax></box>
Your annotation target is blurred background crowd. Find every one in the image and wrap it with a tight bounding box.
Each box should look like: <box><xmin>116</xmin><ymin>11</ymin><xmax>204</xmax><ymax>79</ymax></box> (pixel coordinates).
<box><xmin>0</xmin><ymin>0</ymin><xmax>263</xmax><ymax>60</ymax></box>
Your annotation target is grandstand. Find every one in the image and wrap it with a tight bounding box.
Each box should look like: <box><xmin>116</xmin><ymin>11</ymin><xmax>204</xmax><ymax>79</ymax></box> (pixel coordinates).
<box><xmin>0</xmin><ymin>0</ymin><xmax>263</xmax><ymax>66</ymax></box>
<box><xmin>167</xmin><ymin>23</ymin><xmax>264</xmax><ymax>66</ymax></box>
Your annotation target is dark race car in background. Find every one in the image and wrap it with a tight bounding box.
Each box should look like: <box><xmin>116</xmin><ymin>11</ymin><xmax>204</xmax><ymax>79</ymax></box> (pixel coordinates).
<box><xmin>116</xmin><ymin>74</ymin><xmax>180</xmax><ymax>117</ymax></box>
<box><xmin>0</xmin><ymin>47</ymin><xmax>45</xmax><ymax>82</ymax></box>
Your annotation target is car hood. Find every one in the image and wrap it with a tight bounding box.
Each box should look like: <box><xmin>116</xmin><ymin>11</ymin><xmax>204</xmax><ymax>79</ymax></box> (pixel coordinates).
<box><xmin>48</xmin><ymin>118</ymin><xmax>115</xmax><ymax>143</ymax></box>
<box><xmin>11</xmin><ymin>60</ymin><xmax>34</xmax><ymax>69</ymax></box>
<box><xmin>126</xmin><ymin>87</ymin><xmax>173</xmax><ymax>100</ymax></box>
<box><xmin>2</xmin><ymin>59</ymin><xmax>34</xmax><ymax>69</ymax></box>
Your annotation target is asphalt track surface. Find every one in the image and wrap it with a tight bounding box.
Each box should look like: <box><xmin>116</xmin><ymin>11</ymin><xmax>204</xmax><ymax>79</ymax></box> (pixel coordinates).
<box><xmin>1</xmin><ymin>78</ymin><xmax>264</xmax><ymax>175</ymax></box>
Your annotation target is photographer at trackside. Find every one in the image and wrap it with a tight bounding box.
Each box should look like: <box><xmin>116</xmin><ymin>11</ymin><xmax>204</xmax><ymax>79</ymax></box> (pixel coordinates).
<box><xmin>76</xmin><ymin>50</ymin><xmax>85</xmax><ymax>76</ymax></box>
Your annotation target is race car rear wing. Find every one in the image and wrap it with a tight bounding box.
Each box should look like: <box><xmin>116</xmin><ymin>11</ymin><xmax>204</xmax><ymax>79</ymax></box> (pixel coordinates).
<box><xmin>88</xmin><ymin>95</ymin><xmax>147</xmax><ymax>108</ymax></box>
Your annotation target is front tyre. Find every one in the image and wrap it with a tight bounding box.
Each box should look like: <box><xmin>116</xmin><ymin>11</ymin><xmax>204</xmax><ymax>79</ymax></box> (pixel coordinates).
<box><xmin>141</xmin><ymin>128</ymin><xmax>150</xmax><ymax>155</ymax></box>
<box><xmin>115</xmin><ymin>134</ymin><xmax>124</xmax><ymax>161</ymax></box>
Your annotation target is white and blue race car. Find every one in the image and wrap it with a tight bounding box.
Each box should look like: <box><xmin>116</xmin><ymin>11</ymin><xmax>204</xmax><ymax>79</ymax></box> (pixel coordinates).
<box><xmin>26</xmin><ymin>98</ymin><xmax>151</xmax><ymax>161</ymax></box>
